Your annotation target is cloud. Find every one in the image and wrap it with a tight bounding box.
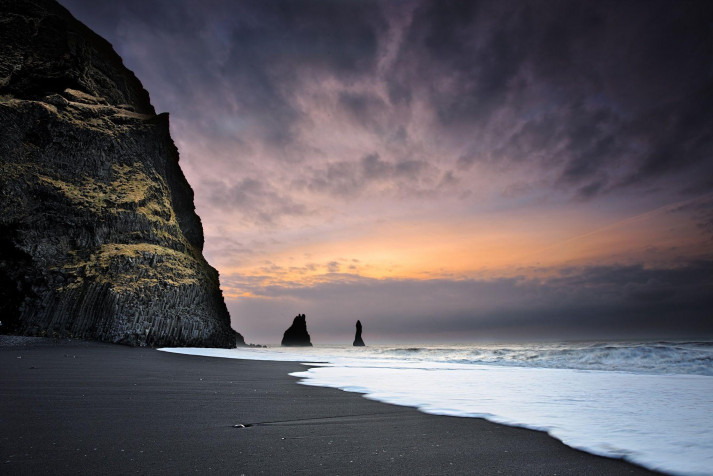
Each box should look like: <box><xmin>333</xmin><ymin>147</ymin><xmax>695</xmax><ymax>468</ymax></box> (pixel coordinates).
<box><xmin>62</xmin><ymin>0</ymin><xmax>388</xmax><ymax>150</ymax></box>
<box><xmin>388</xmin><ymin>0</ymin><xmax>713</xmax><ymax>198</ymax></box>
<box><xmin>338</xmin><ymin>91</ymin><xmax>388</xmax><ymax>131</ymax></box>
<box><xmin>195</xmin><ymin>0</ymin><xmax>387</xmax><ymax>148</ymax></box>
<box><xmin>226</xmin><ymin>260</ymin><xmax>713</xmax><ymax>343</ymax></box>
<box><xmin>57</xmin><ymin>0</ymin><xmax>713</xmax><ymax>342</ymax></box>
<box><xmin>203</xmin><ymin>177</ymin><xmax>310</xmax><ymax>226</ymax></box>
<box><xmin>302</xmin><ymin>152</ymin><xmax>437</xmax><ymax>199</ymax></box>
<box><xmin>62</xmin><ymin>0</ymin><xmax>713</xmax><ymax>206</ymax></box>
<box><xmin>670</xmin><ymin>194</ymin><xmax>713</xmax><ymax>241</ymax></box>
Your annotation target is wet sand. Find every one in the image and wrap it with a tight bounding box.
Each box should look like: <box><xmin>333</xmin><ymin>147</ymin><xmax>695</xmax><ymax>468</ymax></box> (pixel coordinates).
<box><xmin>0</xmin><ymin>338</ymin><xmax>662</xmax><ymax>475</ymax></box>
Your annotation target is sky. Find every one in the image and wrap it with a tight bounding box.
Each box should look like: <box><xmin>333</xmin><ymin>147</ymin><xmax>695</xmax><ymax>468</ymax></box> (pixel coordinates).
<box><xmin>59</xmin><ymin>0</ymin><xmax>713</xmax><ymax>344</ymax></box>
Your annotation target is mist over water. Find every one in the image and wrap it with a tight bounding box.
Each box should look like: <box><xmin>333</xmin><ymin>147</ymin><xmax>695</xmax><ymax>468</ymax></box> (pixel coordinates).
<box><xmin>161</xmin><ymin>341</ymin><xmax>713</xmax><ymax>476</ymax></box>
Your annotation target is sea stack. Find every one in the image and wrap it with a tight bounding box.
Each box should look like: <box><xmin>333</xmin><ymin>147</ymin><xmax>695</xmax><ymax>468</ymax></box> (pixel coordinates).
<box><xmin>281</xmin><ymin>314</ymin><xmax>312</xmax><ymax>347</ymax></box>
<box><xmin>0</xmin><ymin>0</ymin><xmax>243</xmax><ymax>347</ymax></box>
<box><xmin>353</xmin><ymin>320</ymin><xmax>365</xmax><ymax>346</ymax></box>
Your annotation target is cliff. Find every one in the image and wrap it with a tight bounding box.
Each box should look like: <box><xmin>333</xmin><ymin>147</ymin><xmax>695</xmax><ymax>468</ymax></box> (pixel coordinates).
<box><xmin>281</xmin><ymin>314</ymin><xmax>312</xmax><ymax>347</ymax></box>
<box><xmin>0</xmin><ymin>0</ymin><xmax>244</xmax><ymax>347</ymax></box>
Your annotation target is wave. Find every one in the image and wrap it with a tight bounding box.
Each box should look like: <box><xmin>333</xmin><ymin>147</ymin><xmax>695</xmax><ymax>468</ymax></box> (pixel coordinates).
<box><xmin>366</xmin><ymin>341</ymin><xmax>713</xmax><ymax>376</ymax></box>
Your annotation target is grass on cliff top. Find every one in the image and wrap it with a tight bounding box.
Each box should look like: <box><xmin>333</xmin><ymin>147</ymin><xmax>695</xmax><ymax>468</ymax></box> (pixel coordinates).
<box><xmin>37</xmin><ymin>90</ymin><xmax>151</xmax><ymax>133</ymax></box>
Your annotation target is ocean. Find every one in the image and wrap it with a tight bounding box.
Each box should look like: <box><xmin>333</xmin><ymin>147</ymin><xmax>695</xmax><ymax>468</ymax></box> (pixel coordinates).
<box><xmin>160</xmin><ymin>341</ymin><xmax>713</xmax><ymax>476</ymax></box>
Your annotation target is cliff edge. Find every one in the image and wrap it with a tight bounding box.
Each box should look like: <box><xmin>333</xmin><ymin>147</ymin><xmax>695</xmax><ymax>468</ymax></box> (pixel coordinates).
<box><xmin>0</xmin><ymin>0</ymin><xmax>244</xmax><ymax>347</ymax></box>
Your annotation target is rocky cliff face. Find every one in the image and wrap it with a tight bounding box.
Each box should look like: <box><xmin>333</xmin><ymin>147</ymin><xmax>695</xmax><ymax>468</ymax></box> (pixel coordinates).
<box><xmin>0</xmin><ymin>0</ymin><xmax>243</xmax><ymax>347</ymax></box>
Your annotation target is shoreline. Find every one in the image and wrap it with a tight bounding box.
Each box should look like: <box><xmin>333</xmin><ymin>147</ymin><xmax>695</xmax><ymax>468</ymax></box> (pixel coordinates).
<box><xmin>1</xmin><ymin>338</ymin><xmax>662</xmax><ymax>475</ymax></box>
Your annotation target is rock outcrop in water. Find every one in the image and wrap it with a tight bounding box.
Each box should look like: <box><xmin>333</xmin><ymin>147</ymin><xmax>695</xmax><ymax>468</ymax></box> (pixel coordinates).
<box><xmin>281</xmin><ymin>314</ymin><xmax>312</xmax><ymax>347</ymax></box>
<box><xmin>353</xmin><ymin>320</ymin><xmax>365</xmax><ymax>346</ymax></box>
<box><xmin>0</xmin><ymin>0</ymin><xmax>243</xmax><ymax>347</ymax></box>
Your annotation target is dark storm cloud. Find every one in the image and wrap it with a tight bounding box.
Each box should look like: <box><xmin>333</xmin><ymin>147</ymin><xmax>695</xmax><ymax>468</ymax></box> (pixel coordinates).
<box><xmin>227</xmin><ymin>260</ymin><xmax>713</xmax><ymax>341</ymax></box>
<box><xmin>489</xmin><ymin>102</ymin><xmax>629</xmax><ymax>199</ymax></box>
<box><xmin>671</xmin><ymin>194</ymin><xmax>713</xmax><ymax>240</ymax></box>
<box><xmin>390</xmin><ymin>0</ymin><xmax>713</xmax><ymax>198</ymax></box>
<box><xmin>338</xmin><ymin>92</ymin><xmax>388</xmax><ymax>131</ymax></box>
<box><xmin>204</xmin><ymin>177</ymin><xmax>309</xmax><ymax>225</ymax></box>
<box><xmin>60</xmin><ymin>0</ymin><xmax>713</xmax><ymax>199</ymax></box>
<box><xmin>212</xmin><ymin>0</ymin><xmax>387</xmax><ymax>146</ymax></box>
<box><xmin>303</xmin><ymin>153</ymin><xmax>436</xmax><ymax>198</ymax></box>
<box><xmin>61</xmin><ymin>0</ymin><xmax>387</xmax><ymax>148</ymax></box>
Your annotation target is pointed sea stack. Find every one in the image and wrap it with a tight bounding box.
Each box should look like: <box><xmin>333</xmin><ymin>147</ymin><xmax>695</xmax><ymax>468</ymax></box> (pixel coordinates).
<box><xmin>0</xmin><ymin>0</ymin><xmax>243</xmax><ymax>347</ymax></box>
<box><xmin>281</xmin><ymin>314</ymin><xmax>312</xmax><ymax>347</ymax></box>
<box><xmin>353</xmin><ymin>320</ymin><xmax>365</xmax><ymax>346</ymax></box>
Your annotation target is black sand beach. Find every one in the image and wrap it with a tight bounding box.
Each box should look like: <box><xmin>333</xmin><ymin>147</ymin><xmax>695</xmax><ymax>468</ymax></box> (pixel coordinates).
<box><xmin>1</xmin><ymin>338</ymin><xmax>661</xmax><ymax>475</ymax></box>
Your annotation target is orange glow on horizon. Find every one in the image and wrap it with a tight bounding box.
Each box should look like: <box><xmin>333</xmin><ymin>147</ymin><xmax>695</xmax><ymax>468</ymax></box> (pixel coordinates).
<box><xmin>215</xmin><ymin>197</ymin><xmax>711</xmax><ymax>297</ymax></box>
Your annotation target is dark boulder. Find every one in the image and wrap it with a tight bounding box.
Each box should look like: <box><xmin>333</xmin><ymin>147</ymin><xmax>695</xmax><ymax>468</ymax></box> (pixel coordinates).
<box><xmin>281</xmin><ymin>314</ymin><xmax>312</xmax><ymax>347</ymax></box>
<box><xmin>353</xmin><ymin>320</ymin><xmax>365</xmax><ymax>346</ymax></box>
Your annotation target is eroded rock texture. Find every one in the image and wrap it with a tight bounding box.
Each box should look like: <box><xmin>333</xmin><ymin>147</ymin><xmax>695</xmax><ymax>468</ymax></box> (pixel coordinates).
<box><xmin>353</xmin><ymin>320</ymin><xmax>365</xmax><ymax>346</ymax></box>
<box><xmin>0</xmin><ymin>0</ymin><xmax>243</xmax><ymax>347</ymax></box>
<box><xmin>281</xmin><ymin>314</ymin><xmax>312</xmax><ymax>347</ymax></box>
